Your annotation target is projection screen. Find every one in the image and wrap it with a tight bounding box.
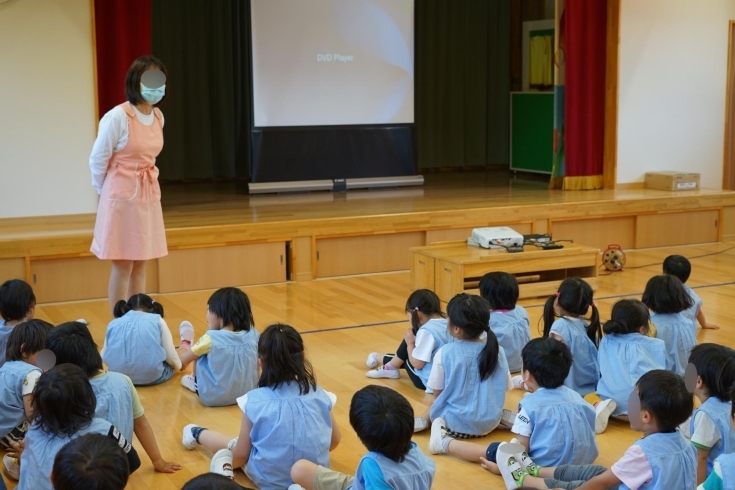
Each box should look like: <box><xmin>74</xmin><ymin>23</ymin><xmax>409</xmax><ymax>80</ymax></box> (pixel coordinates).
<box><xmin>250</xmin><ymin>0</ymin><xmax>415</xmax><ymax>127</ymax></box>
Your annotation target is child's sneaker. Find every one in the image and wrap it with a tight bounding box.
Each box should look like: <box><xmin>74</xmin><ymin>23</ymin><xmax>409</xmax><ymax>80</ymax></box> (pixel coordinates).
<box><xmin>366</xmin><ymin>352</ymin><xmax>381</xmax><ymax>369</ymax></box>
<box><xmin>512</xmin><ymin>375</ymin><xmax>531</xmax><ymax>392</ymax></box>
<box><xmin>3</xmin><ymin>454</ymin><xmax>19</xmax><ymax>480</ymax></box>
<box><xmin>594</xmin><ymin>398</ymin><xmax>617</xmax><ymax>434</ymax></box>
<box><xmin>509</xmin><ymin>438</ymin><xmax>540</xmax><ymax>477</ymax></box>
<box><xmin>496</xmin><ymin>442</ymin><xmax>529</xmax><ymax>489</ymax></box>
<box><xmin>182</xmin><ymin>424</ymin><xmax>200</xmax><ymax>450</ymax></box>
<box><xmin>181</xmin><ymin>374</ymin><xmax>197</xmax><ymax>393</ymax></box>
<box><xmin>366</xmin><ymin>366</ymin><xmax>399</xmax><ymax>379</ymax></box>
<box><xmin>414</xmin><ymin>417</ymin><xmax>429</xmax><ymax>433</ymax></box>
<box><xmin>210</xmin><ymin>448</ymin><xmax>235</xmax><ymax>480</ymax></box>
<box><xmin>429</xmin><ymin>417</ymin><xmax>452</xmax><ymax>454</ymax></box>
<box><xmin>179</xmin><ymin>321</ymin><xmax>195</xmax><ymax>349</ymax></box>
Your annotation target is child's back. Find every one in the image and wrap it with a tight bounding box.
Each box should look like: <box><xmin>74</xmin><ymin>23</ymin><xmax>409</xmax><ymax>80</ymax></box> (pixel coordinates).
<box><xmin>0</xmin><ymin>360</ymin><xmax>39</xmax><ymax>438</ymax></box>
<box><xmin>353</xmin><ymin>443</ymin><xmax>434</xmax><ymax>490</ymax></box>
<box><xmin>489</xmin><ymin>306</ymin><xmax>530</xmax><ymax>373</ymax></box>
<box><xmin>598</xmin><ymin>333</ymin><xmax>666</xmax><ymax>415</ymax></box>
<box><xmin>520</xmin><ymin>385</ymin><xmax>598</xmax><ymax>466</ymax></box>
<box><xmin>691</xmin><ymin>397</ymin><xmax>735</xmax><ymax>472</ymax></box>
<box><xmin>411</xmin><ymin>317</ymin><xmax>452</xmax><ymax>386</ymax></box>
<box><xmin>430</xmin><ymin>341</ymin><xmax>509</xmax><ymax>436</ymax></box>
<box><xmin>244</xmin><ymin>381</ymin><xmax>333</xmax><ymax>490</ymax></box>
<box><xmin>550</xmin><ymin>317</ymin><xmax>599</xmax><ymax>396</ymax></box>
<box><xmin>103</xmin><ymin>310</ymin><xmax>168</xmax><ymax>385</ymax></box>
<box><xmin>196</xmin><ymin>327</ymin><xmax>259</xmax><ymax>406</ymax></box>
<box><xmin>650</xmin><ymin>311</ymin><xmax>696</xmax><ymax>376</ymax></box>
<box><xmin>90</xmin><ymin>371</ymin><xmax>136</xmax><ymax>442</ymax></box>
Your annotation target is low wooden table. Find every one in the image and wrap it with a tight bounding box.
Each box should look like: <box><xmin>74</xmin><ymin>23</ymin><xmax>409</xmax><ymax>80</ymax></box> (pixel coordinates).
<box><xmin>410</xmin><ymin>242</ymin><xmax>599</xmax><ymax>302</ymax></box>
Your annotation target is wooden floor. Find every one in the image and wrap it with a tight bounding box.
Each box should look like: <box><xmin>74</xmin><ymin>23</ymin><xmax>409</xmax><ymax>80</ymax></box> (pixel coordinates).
<box><xmin>6</xmin><ymin>242</ymin><xmax>735</xmax><ymax>489</ymax></box>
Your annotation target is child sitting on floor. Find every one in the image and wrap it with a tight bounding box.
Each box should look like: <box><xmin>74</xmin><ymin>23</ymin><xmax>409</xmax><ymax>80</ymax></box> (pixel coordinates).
<box><xmin>698</xmin><ymin>385</ymin><xmax>735</xmax><ymax>490</ymax></box>
<box><xmin>0</xmin><ymin>279</ymin><xmax>36</xmax><ymax>367</ymax></box>
<box><xmin>178</xmin><ymin>287</ymin><xmax>260</xmax><ymax>407</ymax></box>
<box><xmin>17</xmin><ymin>364</ymin><xmax>141</xmax><ymax>490</ymax></box>
<box><xmin>487</xmin><ymin>369</ymin><xmax>696</xmax><ymax>490</ymax></box>
<box><xmin>663</xmin><ymin>254</ymin><xmax>719</xmax><ymax>330</ymax></box>
<box><xmin>681</xmin><ymin>343</ymin><xmax>735</xmax><ymax>484</ymax></box>
<box><xmin>428</xmin><ymin>337</ymin><xmax>598</xmax><ymax>468</ymax></box>
<box><xmin>51</xmin><ymin>433</ymin><xmax>130</xmax><ymax>490</ymax></box>
<box><xmin>479</xmin><ymin>272</ymin><xmax>531</xmax><ymax>373</ymax></box>
<box><xmin>102</xmin><ymin>293</ymin><xmax>181</xmax><ymax>385</ymax></box>
<box><xmin>290</xmin><ymin>385</ymin><xmax>435</xmax><ymax>490</ymax></box>
<box><xmin>642</xmin><ymin>274</ymin><xmax>696</xmax><ymax>376</ymax></box>
<box><xmin>47</xmin><ymin>322</ymin><xmax>180</xmax><ymax>473</ymax></box>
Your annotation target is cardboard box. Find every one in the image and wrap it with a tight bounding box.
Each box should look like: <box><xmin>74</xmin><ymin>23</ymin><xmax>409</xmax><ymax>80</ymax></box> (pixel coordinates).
<box><xmin>644</xmin><ymin>171</ymin><xmax>700</xmax><ymax>191</ymax></box>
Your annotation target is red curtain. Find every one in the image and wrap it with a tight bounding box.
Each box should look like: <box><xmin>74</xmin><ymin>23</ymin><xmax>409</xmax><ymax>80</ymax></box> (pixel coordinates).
<box><xmin>562</xmin><ymin>0</ymin><xmax>607</xmax><ymax>188</ymax></box>
<box><xmin>94</xmin><ymin>0</ymin><xmax>152</xmax><ymax>118</ymax></box>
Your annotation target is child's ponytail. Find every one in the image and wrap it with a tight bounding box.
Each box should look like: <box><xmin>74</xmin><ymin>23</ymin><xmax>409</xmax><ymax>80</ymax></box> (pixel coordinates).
<box><xmin>113</xmin><ymin>300</ymin><xmax>130</xmax><ymax>318</ymax></box>
<box><xmin>446</xmin><ymin>293</ymin><xmax>498</xmax><ymax>380</ymax></box>
<box><xmin>405</xmin><ymin>289</ymin><xmax>444</xmax><ymax>335</ymax></box>
<box><xmin>113</xmin><ymin>293</ymin><xmax>164</xmax><ymax>318</ymax></box>
<box><xmin>543</xmin><ymin>278</ymin><xmax>600</xmax><ymax>346</ymax></box>
<box><xmin>603</xmin><ymin>299</ymin><xmax>650</xmax><ymax>335</ymax></box>
<box><xmin>541</xmin><ymin>295</ymin><xmax>557</xmax><ymax>338</ymax></box>
<box><xmin>587</xmin><ymin>303</ymin><xmax>602</xmax><ymax>347</ymax></box>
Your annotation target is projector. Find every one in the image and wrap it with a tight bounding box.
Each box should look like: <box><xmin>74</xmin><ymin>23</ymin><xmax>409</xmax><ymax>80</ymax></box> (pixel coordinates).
<box><xmin>471</xmin><ymin>227</ymin><xmax>525</xmax><ymax>249</ymax></box>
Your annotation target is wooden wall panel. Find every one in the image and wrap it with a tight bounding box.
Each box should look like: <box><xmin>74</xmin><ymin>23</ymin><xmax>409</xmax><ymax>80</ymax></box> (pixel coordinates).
<box><xmin>551</xmin><ymin>216</ymin><xmax>636</xmax><ymax>250</ymax></box>
<box><xmin>635</xmin><ymin>210</ymin><xmax>719</xmax><ymax>248</ymax></box>
<box><xmin>158</xmin><ymin>243</ymin><xmax>286</xmax><ymax>293</ymax></box>
<box><xmin>722</xmin><ymin>206</ymin><xmax>735</xmax><ymax>239</ymax></box>
<box><xmin>293</xmin><ymin>237</ymin><xmax>313</xmax><ymax>281</ymax></box>
<box><xmin>0</xmin><ymin>258</ymin><xmax>25</xmax><ymax>284</ymax></box>
<box><xmin>316</xmin><ymin>232</ymin><xmax>425</xmax><ymax>278</ymax></box>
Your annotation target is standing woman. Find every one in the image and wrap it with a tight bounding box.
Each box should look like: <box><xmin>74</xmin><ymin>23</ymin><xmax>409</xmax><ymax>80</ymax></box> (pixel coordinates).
<box><xmin>89</xmin><ymin>56</ymin><xmax>168</xmax><ymax>313</ymax></box>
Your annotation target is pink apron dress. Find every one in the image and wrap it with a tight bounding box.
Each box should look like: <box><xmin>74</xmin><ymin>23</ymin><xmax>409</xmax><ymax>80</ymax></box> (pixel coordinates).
<box><xmin>91</xmin><ymin>102</ymin><xmax>168</xmax><ymax>260</ymax></box>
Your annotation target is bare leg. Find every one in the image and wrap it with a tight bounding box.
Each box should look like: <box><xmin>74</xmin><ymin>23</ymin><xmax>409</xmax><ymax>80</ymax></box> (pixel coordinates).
<box><xmin>109</xmin><ymin>260</ymin><xmax>134</xmax><ymax>313</ymax></box>
<box><xmin>447</xmin><ymin>439</ymin><xmax>489</xmax><ymax>463</ymax></box>
<box><xmin>197</xmin><ymin>429</ymin><xmax>236</xmax><ymax>454</ymax></box>
<box><xmin>291</xmin><ymin>459</ymin><xmax>319</xmax><ymax>490</ymax></box>
<box><xmin>387</xmin><ymin>357</ymin><xmax>404</xmax><ymax>369</ymax></box>
<box><xmin>128</xmin><ymin>260</ymin><xmax>147</xmax><ymax>297</ymax></box>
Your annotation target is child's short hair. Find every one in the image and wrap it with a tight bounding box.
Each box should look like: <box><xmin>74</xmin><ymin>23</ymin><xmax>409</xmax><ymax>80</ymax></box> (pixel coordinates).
<box><xmin>663</xmin><ymin>255</ymin><xmax>692</xmax><ymax>284</ymax></box>
<box><xmin>181</xmin><ymin>473</ymin><xmax>242</xmax><ymax>489</ymax></box>
<box><xmin>602</xmin><ymin>299</ymin><xmax>650</xmax><ymax>336</ymax></box>
<box><xmin>0</xmin><ymin>279</ymin><xmax>35</xmax><ymax>322</ymax></box>
<box><xmin>641</xmin><ymin>275</ymin><xmax>693</xmax><ymax>314</ymax></box>
<box><xmin>5</xmin><ymin>319</ymin><xmax>53</xmax><ymax>362</ymax></box>
<box><xmin>688</xmin><ymin>343</ymin><xmax>735</xmax><ymax>402</ymax></box>
<box><xmin>349</xmin><ymin>385</ymin><xmax>413</xmax><ymax>462</ymax></box>
<box><xmin>257</xmin><ymin>324</ymin><xmax>316</xmax><ymax>395</ymax></box>
<box><xmin>46</xmin><ymin>322</ymin><xmax>104</xmax><ymax>378</ymax></box>
<box><xmin>113</xmin><ymin>293</ymin><xmax>164</xmax><ymax>319</ymax></box>
<box><xmin>521</xmin><ymin>337</ymin><xmax>573</xmax><ymax>389</ymax></box>
<box><xmin>33</xmin><ymin>364</ymin><xmax>97</xmax><ymax>437</ymax></box>
<box><xmin>478</xmin><ymin>272</ymin><xmax>519</xmax><ymax>311</ymax></box>
<box><xmin>636</xmin><ymin>370</ymin><xmax>693</xmax><ymax>433</ymax></box>
<box><xmin>207</xmin><ymin>287</ymin><xmax>254</xmax><ymax>332</ymax></box>
<box><xmin>52</xmin><ymin>433</ymin><xmax>129</xmax><ymax>490</ymax></box>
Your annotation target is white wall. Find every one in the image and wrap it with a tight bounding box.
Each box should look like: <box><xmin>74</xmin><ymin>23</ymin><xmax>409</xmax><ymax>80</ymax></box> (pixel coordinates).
<box><xmin>0</xmin><ymin>0</ymin><xmax>98</xmax><ymax>218</ymax></box>
<box><xmin>617</xmin><ymin>0</ymin><xmax>735</xmax><ymax>189</ymax></box>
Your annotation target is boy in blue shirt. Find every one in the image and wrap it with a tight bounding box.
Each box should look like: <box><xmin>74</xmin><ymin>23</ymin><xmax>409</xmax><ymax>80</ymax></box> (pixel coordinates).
<box><xmin>290</xmin><ymin>385</ymin><xmax>435</xmax><ymax>490</ymax></box>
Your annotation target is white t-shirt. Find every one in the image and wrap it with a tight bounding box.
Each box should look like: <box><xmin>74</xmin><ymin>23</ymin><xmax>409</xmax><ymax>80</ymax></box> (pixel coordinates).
<box><xmin>427</xmin><ymin>348</ymin><xmax>513</xmax><ymax>391</ymax></box>
<box><xmin>22</xmin><ymin>370</ymin><xmax>41</xmax><ymax>396</ymax></box>
<box><xmin>89</xmin><ymin>104</ymin><xmax>165</xmax><ymax>193</ymax></box>
<box><xmin>682</xmin><ymin>412</ymin><xmax>722</xmax><ymax>450</ymax></box>
<box><xmin>411</xmin><ymin>329</ymin><xmax>436</xmax><ymax>363</ymax></box>
<box><xmin>510</xmin><ymin>405</ymin><xmax>533</xmax><ymax>437</ymax></box>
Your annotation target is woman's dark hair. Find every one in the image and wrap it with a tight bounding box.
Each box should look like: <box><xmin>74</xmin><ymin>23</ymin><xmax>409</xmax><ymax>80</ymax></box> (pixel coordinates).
<box><xmin>636</xmin><ymin>370</ymin><xmax>693</xmax><ymax>433</ymax></box>
<box><xmin>603</xmin><ymin>299</ymin><xmax>651</xmax><ymax>335</ymax></box>
<box><xmin>0</xmin><ymin>279</ymin><xmax>36</xmax><ymax>322</ymax></box>
<box><xmin>542</xmin><ymin>277</ymin><xmax>601</xmax><ymax>347</ymax></box>
<box><xmin>52</xmin><ymin>433</ymin><xmax>130</xmax><ymax>490</ymax></box>
<box><xmin>688</xmin><ymin>343</ymin><xmax>735</xmax><ymax>402</ymax></box>
<box><xmin>181</xmin><ymin>474</ymin><xmax>242</xmax><ymax>490</ymax></box>
<box><xmin>113</xmin><ymin>293</ymin><xmax>163</xmax><ymax>319</ymax></box>
<box><xmin>5</xmin><ymin>319</ymin><xmax>54</xmax><ymax>362</ymax></box>
<box><xmin>446</xmin><ymin>293</ymin><xmax>499</xmax><ymax>380</ymax></box>
<box><xmin>257</xmin><ymin>324</ymin><xmax>316</xmax><ymax>395</ymax></box>
<box><xmin>125</xmin><ymin>55</ymin><xmax>167</xmax><ymax>107</ymax></box>
<box><xmin>349</xmin><ymin>385</ymin><xmax>413</xmax><ymax>462</ymax></box>
<box><xmin>521</xmin><ymin>337</ymin><xmax>573</xmax><ymax>389</ymax></box>
<box><xmin>662</xmin><ymin>254</ymin><xmax>691</xmax><ymax>284</ymax></box>
<box><xmin>46</xmin><ymin>322</ymin><xmax>103</xmax><ymax>378</ymax></box>
<box><xmin>405</xmin><ymin>289</ymin><xmax>444</xmax><ymax>334</ymax></box>
<box><xmin>207</xmin><ymin>287</ymin><xmax>254</xmax><ymax>332</ymax></box>
<box><xmin>479</xmin><ymin>272</ymin><xmax>519</xmax><ymax>311</ymax></box>
<box><xmin>32</xmin><ymin>364</ymin><xmax>97</xmax><ymax>437</ymax></box>
<box><xmin>641</xmin><ymin>275</ymin><xmax>693</xmax><ymax>314</ymax></box>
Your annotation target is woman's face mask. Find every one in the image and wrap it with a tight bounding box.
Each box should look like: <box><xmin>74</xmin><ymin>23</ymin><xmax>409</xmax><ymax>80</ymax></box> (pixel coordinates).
<box><xmin>140</xmin><ymin>84</ymin><xmax>165</xmax><ymax>104</ymax></box>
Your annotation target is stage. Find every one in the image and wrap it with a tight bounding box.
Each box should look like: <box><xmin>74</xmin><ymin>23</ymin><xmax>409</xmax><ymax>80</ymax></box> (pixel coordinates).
<box><xmin>2</xmin><ymin>172</ymin><xmax>735</xmax><ymax>304</ymax></box>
